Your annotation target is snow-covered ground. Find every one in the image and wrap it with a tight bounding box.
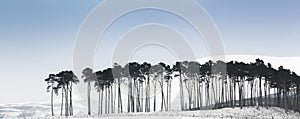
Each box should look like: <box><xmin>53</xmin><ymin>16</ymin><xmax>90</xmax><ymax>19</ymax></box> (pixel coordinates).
<box><xmin>71</xmin><ymin>107</ymin><xmax>300</xmax><ymax>119</ymax></box>
<box><xmin>1</xmin><ymin>102</ymin><xmax>299</xmax><ymax>119</ymax></box>
<box><xmin>0</xmin><ymin>101</ymin><xmax>85</xmax><ymax>118</ymax></box>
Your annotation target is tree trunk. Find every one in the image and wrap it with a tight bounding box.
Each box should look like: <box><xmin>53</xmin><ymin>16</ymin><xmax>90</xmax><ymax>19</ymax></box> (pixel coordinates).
<box><xmin>105</xmin><ymin>87</ymin><xmax>108</xmax><ymax>114</ymax></box>
<box><xmin>101</xmin><ymin>89</ymin><xmax>103</xmax><ymax>115</ymax></box>
<box><xmin>277</xmin><ymin>88</ymin><xmax>281</xmax><ymax>107</ymax></box>
<box><xmin>87</xmin><ymin>82</ymin><xmax>91</xmax><ymax>115</ymax></box>
<box><xmin>128</xmin><ymin>78</ymin><xmax>131</xmax><ymax>112</ymax></box>
<box><xmin>220</xmin><ymin>77</ymin><xmax>223</xmax><ymax>108</ymax></box>
<box><xmin>65</xmin><ymin>86</ymin><xmax>69</xmax><ymax>117</ymax></box>
<box><xmin>113</xmin><ymin>83</ymin><xmax>116</xmax><ymax>113</ymax></box>
<box><xmin>239</xmin><ymin>82</ymin><xmax>242</xmax><ymax>109</ymax></box>
<box><xmin>297</xmin><ymin>85</ymin><xmax>300</xmax><ymax>111</ymax></box>
<box><xmin>135</xmin><ymin>81</ymin><xmax>140</xmax><ymax>112</ymax></box>
<box><xmin>145</xmin><ymin>76</ymin><xmax>150</xmax><ymax>112</ymax></box>
<box><xmin>141</xmin><ymin>82</ymin><xmax>144</xmax><ymax>112</ymax></box>
<box><xmin>169</xmin><ymin>81</ymin><xmax>172</xmax><ymax>111</ymax></box>
<box><xmin>259</xmin><ymin>77</ymin><xmax>262</xmax><ymax>107</ymax></box>
<box><xmin>61</xmin><ymin>88</ymin><xmax>64</xmax><ymax>116</ymax></box>
<box><xmin>230</xmin><ymin>79</ymin><xmax>233</xmax><ymax>107</ymax></box>
<box><xmin>98</xmin><ymin>90</ymin><xmax>101</xmax><ymax>115</ymax></box>
<box><xmin>111</xmin><ymin>85</ymin><xmax>114</xmax><ymax>113</ymax></box>
<box><xmin>207</xmin><ymin>81</ymin><xmax>210</xmax><ymax>107</ymax></box>
<box><xmin>118</xmin><ymin>79</ymin><xmax>123</xmax><ymax>113</ymax></box>
<box><xmin>153</xmin><ymin>80</ymin><xmax>157</xmax><ymax>112</ymax></box>
<box><xmin>69</xmin><ymin>85</ymin><xmax>73</xmax><ymax>116</ymax></box>
<box><xmin>179</xmin><ymin>72</ymin><xmax>184</xmax><ymax>111</ymax></box>
<box><xmin>210</xmin><ymin>78</ymin><xmax>217</xmax><ymax>109</ymax></box>
<box><xmin>185</xmin><ymin>80</ymin><xmax>192</xmax><ymax>110</ymax></box>
<box><xmin>166</xmin><ymin>82</ymin><xmax>169</xmax><ymax>111</ymax></box>
<box><xmin>283</xmin><ymin>82</ymin><xmax>287</xmax><ymax>112</ymax></box>
<box><xmin>264</xmin><ymin>82</ymin><xmax>268</xmax><ymax>108</ymax></box>
<box><xmin>51</xmin><ymin>83</ymin><xmax>54</xmax><ymax>116</ymax></box>
<box><xmin>160</xmin><ymin>79</ymin><xmax>166</xmax><ymax>111</ymax></box>
<box><xmin>108</xmin><ymin>86</ymin><xmax>111</xmax><ymax>114</ymax></box>
<box><xmin>233</xmin><ymin>80</ymin><xmax>236</xmax><ymax>108</ymax></box>
<box><xmin>250</xmin><ymin>82</ymin><xmax>254</xmax><ymax>106</ymax></box>
<box><xmin>131</xmin><ymin>78</ymin><xmax>135</xmax><ymax>112</ymax></box>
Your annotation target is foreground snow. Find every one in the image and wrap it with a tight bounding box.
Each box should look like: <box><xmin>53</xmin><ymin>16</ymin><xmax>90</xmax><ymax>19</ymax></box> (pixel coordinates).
<box><xmin>70</xmin><ymin>107</ymin><xmax>300</xmax><ymax>119</ymax></box>
<box><xmin>3</xmin><ymin>101</ymin><xmax>298</xmax><ymax>119</ymax></box>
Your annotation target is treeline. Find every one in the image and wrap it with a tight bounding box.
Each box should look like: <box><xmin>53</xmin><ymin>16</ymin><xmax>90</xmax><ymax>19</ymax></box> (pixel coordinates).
<box><xmin>45</xmin><ymin>59</ymin><xmax>300</xmax><ymax>116</ymax></box>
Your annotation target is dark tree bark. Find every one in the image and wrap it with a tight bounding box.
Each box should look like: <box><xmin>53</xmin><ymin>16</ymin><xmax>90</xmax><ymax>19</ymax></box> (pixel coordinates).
<box><xmin>87</xmin><ymin>82</ymin><xmax>91</xmax><ymax>115</ymax></box>
<box><xmin>61</xmin><ymin>88</ymin><xmax>64</xmax><ymax>116</ymax></box>
<box><xmin>51</xmin><ymin>83</ymin><xmax>54</xmax><ymax>116</ymax></box>
<box><xmin>69</xmin><ymin>84</ymin><xmax>73</xmax><ymax>116</ymax></box>
<box><xmin>65</xmin><ymin>86</ymin><xmax>69</xmax><ymax>117</ymax></box>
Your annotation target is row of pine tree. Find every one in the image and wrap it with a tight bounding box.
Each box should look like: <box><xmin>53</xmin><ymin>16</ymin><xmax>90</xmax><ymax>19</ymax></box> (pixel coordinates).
<box><xmin>45</xmin><ymin>59</ymin><xmax>300</xmax><ymax>117</ymax></box>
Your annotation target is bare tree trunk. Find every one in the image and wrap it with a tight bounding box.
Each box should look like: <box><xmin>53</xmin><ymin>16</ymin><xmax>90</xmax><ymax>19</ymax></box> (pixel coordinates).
<box><xmin>283</xmin><ymin>82</ymin><xmax>287</xmax><ymax>112</ymax></box>
<box><xmin>131</xmin><ymin>79</ymin><xmax>135</xmax><ymax>112</ymax></box>
<box><xmin>255</xmin><ymin>80</ymin><xmax>259</xmax><ymax>109</ymax></box>
<box><xmin>101</xmin><ymin>89</ymin><xmax>103</xmax><ymax>114</ymax></box>
<box><xmin>135</xmin><ymin>81</ymin><xmax>140</xmax><ymax>112</ymax></box>
<box><xmin>87</xmin><ymin>82</ymin><xmax>91</xmax><ymax>115</ymax></box>
<box><xmin>207</xmin><ymin>82</ymin><xmax>210</xmax><ymax>107</ymax></box>
<box><xmin>297</xmin><ymin>85</ymin><xmax>300</xmax><ymax>111</ymax></box>
<box><xmin>210</xmin><ymin>78</ymin><xmax>217</xmax><ymax>109</ymax></box>
<box><xmin>109</xmin><ymin>86</ymin><xmax>111</xmax><ymax>114</ymax></box>
<box><xmin>199</xmin><ymin>81</ymin><xmax>202</xmax><ymax>108</ymax></box>
<box><xmin>230</xmin><ymin>79</ymin><xmax>233</xmax><ymax>107</ymax></box>
<box><xmin>185</xmin><ymin>80</ymin><xmax>192</xmax><ymax>110</ymax></box>
<box><xmin>118</xmin><ymin>79</ymin><xmax>123</xmax><ymax>113</ymax></box>
<box><xmin>145</xmin><ymin>76</ymin><xmax>150</xmax><ymax>112</ymax></box>
<box><xmin>259</xmin><ymin>77</ymin><xmax>262</xmax><ymax>107</ymax></box>
<box><xmin>238</xmin><ymin>81</ymin><xmax>242</xmax><ymax>109</ymax></box>
<box><xmin>61</xmin><ymin>88</ymin><xmax>64</xmax><ymax>116</ymax></box>
<box><xmin>166</xmin><ymin>82</ymin><xmax>169</xmax><ymax>111</ymax></box>
<box><xmin>105</xmin><ymin>87</ymin><xmax>108</xmax><ymax>114</ymax></box>
<box><xmin>160</xmin><ymin>79</ymin><xmax>166</xmax><ymax>111</ymax></box>
<box><xmin>65</xmin><ymin>87</ymin><xmax>69</xmax><ymax>117</ymax></box>
<box><xmin>277</xmin><ymin>88</ymin><xmax>281</xmax><ymax>107</ymax></box>
<box><xmin>233</xmin><ymin>80</ymin><xmax>236</xmax><ymax>108</ymax></box>
<box><xmin>268</xmin><ymin>84</ymin><xmax>272</xmax><ymax>107</ymax></box>
<box><xmin>111</xmin><ymin>85</ymin><xmax>114</xmax><ymax>113</ymax></box>
<box><xmin>250</xmin><ymin>82</ymin><xmax>254</xmax><ymax>106</ymax></box>
<box><xmin>98</xmin><ymin>91</ymin><xmax>101</xmax><ymax>115</ymax></box>
<box><xmin>197</xmin><ymin>79</ymin><xmax>199</xmax><ymax>108</ymax></box>
<box><xmin>141</xmin><ymin>82</ymin><xmax>144</xmax><ymax>112</ymax></box>
<box><xmin>221</xmin><ymin>78</ymin><xmax>223</xmax><ymax>108</ymax></box>
<box><xmin>194</xmin><ymin>79</ymin><xmax>197</xmax><ymax>109</ymax></box>
<box><xmin>114</xmin><ymin>83</ymin><xmax>116</xmax><ymax>113</ymax></box>
<box><xmin>179</xmin><ymin>72</ymin><xmax>184</xmax><ymax>111</ymax></box>
<box><xmin>51</xmin><ymin>83</ymin><xmax>54</xmax><ymax>116</ymax></box>
<box><xmin>169</xmin><ymin>81</ymin><xmax>172</xmax><ymax>111</ymax></box>
<box><xmin>69</xmin><ymin>84</ymin><xmax>73</xmax><ymax>116</ymax></box>
<box><xmin>128</xmin><ymin>78</ymin><xmax>131</xmax><ymax>112</ymax></box>
<box><xmin>264</xmin><ymin>82</ymin><xmax>268</xmax><ymax>109</ymax></box>
<box><xmin>153</xmin><ymin>80</ymin><xmax>157</xmax><ymax>112</ymax></box>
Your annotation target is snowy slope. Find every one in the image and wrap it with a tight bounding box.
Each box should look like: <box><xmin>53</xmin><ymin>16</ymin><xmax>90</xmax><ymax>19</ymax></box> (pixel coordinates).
<box><xmin>0</xmin><ymin>101</ymin><xmax>85</xmax><ymax>118</ymax></box>
<box><xmin>72</xmin><ymin>107</ymin><xmax>300</xmax><ymax>119</ymax></box>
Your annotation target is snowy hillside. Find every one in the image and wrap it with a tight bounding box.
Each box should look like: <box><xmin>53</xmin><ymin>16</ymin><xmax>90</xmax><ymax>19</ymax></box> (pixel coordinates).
<box><xmin>71</xmin><ymin>107</ymin><xmax>300</xmax><ymax>119</ymax></box>
<box><xmin>0</xmin><ymin>101</ymin><xmax>85</xmax><ymax>118</ymax></box>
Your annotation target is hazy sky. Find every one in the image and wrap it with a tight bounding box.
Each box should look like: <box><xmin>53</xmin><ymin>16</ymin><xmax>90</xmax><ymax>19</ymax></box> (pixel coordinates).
<box><xmin>0</xmin><ymin>0</ymin><xmax>299</xmax><ymax>104</ymax></box>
